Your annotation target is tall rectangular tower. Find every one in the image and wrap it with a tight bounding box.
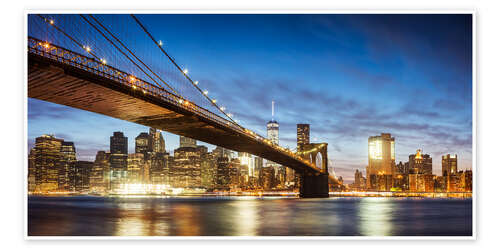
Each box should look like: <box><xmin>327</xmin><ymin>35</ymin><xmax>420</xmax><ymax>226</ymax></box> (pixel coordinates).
<box><xmin>110</xmin><ymin>131</ymin><xmax>128</xmax><ymax>191</ymax></box>
<box><xmin>297</xmin><ymin>124</ymin><xmax>310</xmax><ymax>150</ymax></box>
<box><xmin>367</xmin><ymin>133</ymin><xmax>395</xmax><ymax>189</ymax></box>
<box><xmin>442</xmin><ymin>154</ymin><xmax>458</xmax><ymax>176</ymax></box>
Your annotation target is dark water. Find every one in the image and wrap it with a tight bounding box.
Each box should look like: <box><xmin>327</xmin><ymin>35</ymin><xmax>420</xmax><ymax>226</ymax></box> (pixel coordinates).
<box><xmin>28</xmin><ymin>196</ymin><xmax>472</xmax><ymax>236</ymax></box>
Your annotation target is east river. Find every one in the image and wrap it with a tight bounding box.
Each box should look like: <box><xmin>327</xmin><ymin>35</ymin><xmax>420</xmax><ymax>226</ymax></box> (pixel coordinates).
<box><xmin>28</xmin><ymin>196</ymin><xmax>472</xmax><ymax>236</ymax></box>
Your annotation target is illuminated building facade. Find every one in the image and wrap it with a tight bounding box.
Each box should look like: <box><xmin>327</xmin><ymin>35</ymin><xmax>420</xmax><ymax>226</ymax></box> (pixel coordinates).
<box><xmin>90</xmin><ymin>150</ymin><xmax>110</xmax><ymax>193</ymax></box>
<box><xmin>216</xmin><ymin>156</ymin><xmax>230</xmax><ymax>190</ymax></box>
<box><xmin>353</xmin><ymin>169</ymin><xmax>366</xmax><ymax>191</ymax></box>
<box><xmin>59</xmin><ymin>141</ymin><xmax>76</xmax><ymax>192</ymax></box>
<box><xmin>135</xmin><ymin>132</ymin><xmax>151</xmax><ymax>156</ymax></box>
<box><xmin>109</xmin><ymin>132</ymin><xmax>128</xmax><ymax>191</ymax></box>
<box><xmin>75</xmin><ymin>161</ymin><xmax>92</xmax><ymax>192</ymax></box>
<box><xmin>127</xmin><ymin>153</ymin><xmax>145</xmax><ymax>184</ymax></box>
<box><xmin>254</xmin><ymin>157</ymin><xmax>263</xmax><ymax>181</ymax></box>
<box><xmin>366</xmin><ymin>133</ymin><xmax>395</xmax><ymax>190</ymax></box>
<box><xmin>442</xmin><ymin>154</ymin><xmax>458</xmax><ymax>176</ymax></box>
<box><xmin>171</xmin><ymin>147</ymin><xmax>201</xmax><ymax>188</ymax></box>
<box><xmin>200</xmin><ymin>152</ymin><xmax>216</xmax><ymax>190</ymax></box>
<box><xmin>297</xmin><ymin>124</ymin><xmax>310</xmax><ymax>150</ymax></box>
<box><xmin>179</xmin><ymin>136</ymin><xmax>197</xmax><ymax>148</ymax></box>
<box><xmin>31</xmin><ymin>135</ymin><xmax>64</xmax><ymax>193</ymax></box>
<box><xmin>150</xmin><ymin>153</ymin><xmax>169</xmax><ymax>185</ymax></box>
<box><xmin>150</xmin><ymin>128</ymin><xmax>166</xmax><ymax>154</ymax></box>
<box><xmin>260</xmin><ymin>167</ymin><xmax>276</xmax><ymax>190</ymax></box>
<box><xmin>28</xmin><ymin>149</ymin><xmax>36</xmax><ymax>193</ymax></box>
<box><xmin>238</xmin><ymin>152</ymin><xmax>254</xmax><ymax>178</ymax></box>
<box><xmin>409</xmin><ymin>149</ymin><xmax>432</xmax><ymax>175</ymax></box>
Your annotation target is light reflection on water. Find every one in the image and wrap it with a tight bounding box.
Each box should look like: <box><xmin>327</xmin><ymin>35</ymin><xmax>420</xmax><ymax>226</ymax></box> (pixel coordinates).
<box><xmin>358</xmin><ymin>197</ymin><xmax>394</xmax><ymax>236</ymax></box>
<box><xmin>28</xmin><ymin>196</ymin><xmax>472</xmax><ymax>236</ymax></box>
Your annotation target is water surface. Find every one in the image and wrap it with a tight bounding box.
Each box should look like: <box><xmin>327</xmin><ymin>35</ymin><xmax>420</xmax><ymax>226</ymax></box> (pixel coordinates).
<box><xmin>28</xmin><ymin>196</ymin><xmax>472</xmax><ymax>236</ymax></box>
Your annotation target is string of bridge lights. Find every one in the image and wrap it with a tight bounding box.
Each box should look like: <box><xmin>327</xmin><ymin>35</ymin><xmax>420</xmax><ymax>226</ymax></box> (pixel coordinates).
<box><xmin>38</xmin><ymin>14</ymin><xmax>241</xmax><ymax>125</ymax></box>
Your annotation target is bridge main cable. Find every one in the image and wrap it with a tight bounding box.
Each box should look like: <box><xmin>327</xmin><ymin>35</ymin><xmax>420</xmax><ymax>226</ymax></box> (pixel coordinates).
<box><xmin>83</xmin><ymin>14</ymin><xmax>181</xmax><ymax>96</ymax></box>
<box><xmin>35</xmin><ymin>14</ymin><xmax>102</xmax><ymax>63</ymax></box>
<box><xmin>130</xmin><ymin>14</ymin><xmax>242</xmax><ymax>128</ymax></box>
<box><xmin>76</xmin><ymin>14</ymin><xmax>170</xmax><ymax>93</ymax></box>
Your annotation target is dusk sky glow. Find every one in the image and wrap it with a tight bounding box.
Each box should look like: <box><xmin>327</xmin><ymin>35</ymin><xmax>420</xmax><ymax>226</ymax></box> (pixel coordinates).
<box><xmin>28</xmin><ymin>14</ymin><xmax>473</xmax><ymax>182</ymax></box>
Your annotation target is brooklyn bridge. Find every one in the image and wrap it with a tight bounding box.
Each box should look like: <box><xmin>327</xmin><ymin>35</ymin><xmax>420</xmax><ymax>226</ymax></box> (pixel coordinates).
<box><xmin>27</xmin><ymin>14</ymin><xmax>341</xmax><ymax>198</ymax></box>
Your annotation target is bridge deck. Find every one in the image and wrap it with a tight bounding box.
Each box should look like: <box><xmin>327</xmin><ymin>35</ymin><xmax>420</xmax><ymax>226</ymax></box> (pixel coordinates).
<box><xmin>28</xmin><ymin>49</ymin><xmax>329</xmax><ymax>176</ymax></box>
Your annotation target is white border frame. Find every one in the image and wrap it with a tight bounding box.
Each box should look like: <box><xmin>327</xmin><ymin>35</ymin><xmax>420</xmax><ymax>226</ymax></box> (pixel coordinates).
<box><xmin>23</xmin><ymin>9</ymin><xmax>477</xmax><ymax>240</ymax></box>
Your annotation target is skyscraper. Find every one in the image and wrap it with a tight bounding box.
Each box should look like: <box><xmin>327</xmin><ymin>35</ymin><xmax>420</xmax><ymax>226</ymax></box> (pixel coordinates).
<box><xmin>110</xmin><ymin>131</ymin><xmax>128</xmax><ymax>191</ymax></box>
<box><xmin>180</xmin><ymin>136</ymin><xmax>197</xmax><ymax>148</ymax></box>
<box><xmin>238</xmin><ymin>152</ymin><xmax>254</xmax><ymax>178</ymax></box>
<box><xmin>267</xmin><ymin>100</ymin><xmax>279</xmax><ymax>145</ymax></box>
<box><xmin>409</xmin><ymin>149</ymin><xmax>432</xmax><ymax>175</ymax></box>
<box><xmin>59</xmin><ymin>141</ymin><xmax>76</xmax><ymax>192</ymax></box>
<box><xmin>135</xmin><ymin>132</ymin><xmax>151</xmax><ymax>155</ymax></box>
<box><xmin>150</xmin><ymin>128</ymin><xmax>166</xmax><ymax>153</ymax></box>
<box><xmin>266</xmin><ymin>100</ymin><xmax>281</xmax><ymax>181</ymax></box>
<box><xmin>297</xmin><ymin>124</ymin><xmax>310</xmax><ymax>150</ymax></box>
<box><xmin>90</xmin><ymin>150</ymin><xmax>110</xmax><ymax>193</ymax></box>
<box><xmin>31</xmin><ymin>135</ymin><xmax>64</xmax><ymax>193</ymax></box>
<box><xmin>442</xmin><ymin>154</ymin><xmax>458</xmax><ymax>176</ymax></box>
<box><xmin>216</xmin><ymin>156</ymin><xmax>230</xmax><ymax>190</ymax></box>
<box><xmin>75</xmin><ymin>161</ymin><xmax>92</xmax><ymax>192</ymax></box>
<box><xmin>366</xmin><ymin>133</ymin><xmax>395</xmax><ymax>190</ymax></box>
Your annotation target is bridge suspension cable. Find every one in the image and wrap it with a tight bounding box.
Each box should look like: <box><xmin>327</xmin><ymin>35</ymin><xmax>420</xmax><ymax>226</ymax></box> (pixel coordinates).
<box><xmin>74</xmin><ymin>14</ymin><xmax>169</xmax><ymax>92</ymax></box>
<box><xmin>130</xmin><ymin>14</ymin><xmax>242</xmax><ymax>128</ymax></box>
<box><xmin>82</xmin><ymin>14</ymin><xmax>181</xmax><ymax>96</ymax></box>
<box><xmin>35</xmin><ymin>14</ymin><xmax>102</xmax><ymax>63</ymax></box>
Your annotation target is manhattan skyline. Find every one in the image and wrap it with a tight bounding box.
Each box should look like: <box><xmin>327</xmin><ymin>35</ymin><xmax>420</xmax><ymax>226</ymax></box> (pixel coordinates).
<box><xmin>27</xmin><ymin>14</ymin><xmax>473</xmax><ymax>182</ymax></box>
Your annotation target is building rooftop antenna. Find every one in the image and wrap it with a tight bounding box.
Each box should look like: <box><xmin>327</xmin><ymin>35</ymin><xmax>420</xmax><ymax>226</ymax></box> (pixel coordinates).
<box><xmin>272</xmin><ymin>100</ymin><xmax>275</xmax><ymax>121</ymax></box>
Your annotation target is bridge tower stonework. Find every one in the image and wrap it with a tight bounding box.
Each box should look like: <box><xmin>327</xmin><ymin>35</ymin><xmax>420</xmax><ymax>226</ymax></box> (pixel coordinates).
<box><xmin>297</xmin><ymin>143</ymin><xmax>329</xmax><ymax>198</ymax></box>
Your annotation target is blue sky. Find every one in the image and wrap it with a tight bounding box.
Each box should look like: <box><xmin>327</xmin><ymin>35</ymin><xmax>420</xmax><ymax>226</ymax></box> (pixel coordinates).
<box><xmin>28</xmin><ymin>14</ymin><xmax>473</xmax><ymax>182</ymax></box>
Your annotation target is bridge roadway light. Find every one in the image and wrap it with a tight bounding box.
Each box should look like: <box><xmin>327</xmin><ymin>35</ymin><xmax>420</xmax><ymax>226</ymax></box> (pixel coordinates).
<box><xmin>158</xmin><ymin>40</ymin><xmax>163</xmax><ymax>46</ymax></box>
<box><xmin>203</xmin><ymin>90</ymin><xmax>208</xmax><ymax>95</ymax></box>
<box><xmin>194</xmin><ymin>81</ymin><xmax>199</xmax><ymax>85</ymax></box>
<box><xmin>212</xmin><ymin>99</ymin><xmax>217</xmax><ymax>103</ymax></box>
<box><xmin>183</xmin><ymin>69</ymin><xmax>188</xmax><ymax>74</ymax></box>
<box><xmin>49</xmin><ymin>19</ymin><xmax>54</xmax><ymax>25</ymax></box>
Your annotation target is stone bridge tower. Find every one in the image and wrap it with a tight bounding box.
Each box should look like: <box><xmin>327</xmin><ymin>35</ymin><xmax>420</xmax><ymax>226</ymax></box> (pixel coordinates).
<box><xmin>297</xmin><ymin>143</ymin><xmax>330</xmax><ymax>198</ymax></box>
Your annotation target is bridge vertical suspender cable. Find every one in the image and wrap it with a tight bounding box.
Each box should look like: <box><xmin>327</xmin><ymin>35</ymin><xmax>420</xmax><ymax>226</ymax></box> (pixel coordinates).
<box><xmin>83</xmin><ymin>14</ymin><xmax>181</xmax><ymax>97</ymax></box>
<box><xmin>130</xmin><ymin>14</ymin><xmax>242</xmax><ymax>128</ymax></box>
<box><xmin>77</xmin><ymin>14</ymin><xmax>170</xmax><ymax>92</ymax></box>
<box><xmin>35</xmin><ymin>14</ymin><xmax>102</xmax><ymax>63</ymax></box>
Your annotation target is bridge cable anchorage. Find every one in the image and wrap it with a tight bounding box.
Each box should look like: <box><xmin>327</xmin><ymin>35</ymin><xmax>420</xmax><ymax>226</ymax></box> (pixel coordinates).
<box><xmin>77</xmin><ymin>14</ymin><xmax>169</xmax><ymax>92</ymax></box>
<box><xmin>84</xmin><ymin>14</ymin><xmax>182</xmax><ymax>97</ymax></box>
<box><xmin>129</xmin><ymin>14</ymin><xmax>243</xmax><ymax>128</ymax></box>
<box><xmin>35</xmin><ymin>14</ymin><xmax>102</xmax><ymax>63</ymax></box>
